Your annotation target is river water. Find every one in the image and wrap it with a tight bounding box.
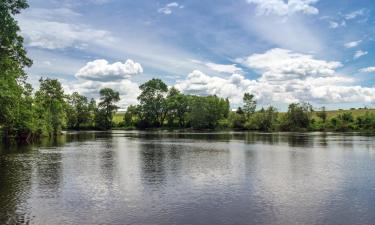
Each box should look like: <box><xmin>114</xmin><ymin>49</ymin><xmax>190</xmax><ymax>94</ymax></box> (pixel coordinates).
<box><xmin>0</xmin><ymin>131</ymin><xmax>375</xmax><ymax>225</ymax></box>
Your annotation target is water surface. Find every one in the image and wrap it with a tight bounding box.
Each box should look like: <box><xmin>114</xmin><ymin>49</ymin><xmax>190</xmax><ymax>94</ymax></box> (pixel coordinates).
<box><xmin>1</xmin><ymin>131</ymin><xmax>375</xmax><ymax>225</ymax></box>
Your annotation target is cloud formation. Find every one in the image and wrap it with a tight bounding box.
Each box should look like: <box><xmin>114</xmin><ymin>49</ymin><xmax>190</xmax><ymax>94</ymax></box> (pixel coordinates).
<box><xmin>354</xmin><ymin>50</ymin><xmax>368</xmax><ymax>59</ymax></box>
<box><xmin>63</xmin><ymin>58</ymin><xmax>144</xmax><ymax>108</ymax></box>
<box><xmin>345</xmin><ymin>9</ymin><xmax>366</xmax><ymax>20</ymax></box>
<box><xmin>176</xmin><ymin>48</ymin><xmax>375</xmax><ymax>106</ymax></box>
<box><xmin>64</xmin><ymin>79</ymin><xmax>141</xmax><ymax>108</ymax></box>
<box><xmin>344</xmin><ymin>40</ymin><xmax>361</xmax><ymax>48</ymax></box>
<box><xmin>237</xmin><ymin>48</ymin><xmax>341</xmax><ymax>81</ymax></box>
<box><xmin>76</xmin><ymin>59</ymin><xmax>143</xmax><ymax>81</ymax></box>
<box><xmin>205</xmin><ymin>62</ymin><xmax>242</xmax><ymax>74</ymax></box>
<box><xmin>359</xmin><ymin>67</ymin><xmax>375</xmax><ymax>73</ymax></box>
<box><xmin>19</xmin><ymin>18</ymin><xmax>113</xmax><ymax>49</ymax></box>
<box><xmin>158</xmin><ymin>2</ymin><xmax>183</xmax><ymax>15</ymax></box>
<box><xmin>246</xmin><ymin>0</ymin><xmax>319</xmax><ymax>16</ymax></box>
<box><xmin>329</xmin><ymin>21</ymin><xmax>338</xmax><ymax>29</ymax></box>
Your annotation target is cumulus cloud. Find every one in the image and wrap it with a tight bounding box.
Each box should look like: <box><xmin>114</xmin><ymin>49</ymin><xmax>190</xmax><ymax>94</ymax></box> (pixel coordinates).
<box><xmin>158</xmin><ymin>2</ymin><xmax>183</xmax><ymax>15</ymax></box>
<box><xmin>62</xmin><ymin>58</ymin><xmax>144</xmax><ymax>108</ymax></box>
<box><xmin>176</xmin><ymin>48</ymin><xmax>375</xmax><ymax>106</ymax></box>
<box><xmin>353</xmin><ymin>50</ymin><xmax>368</xmax><ymax>59</ymax></box>
<box><xmin>205</xmin><ymin>62</ymin><xmax>242</xmax><ymax>74</ymax></box>
<box><xmin>344</xmin><ymin>40</ymin><xmax>362</xmax><ymax>48</ymax></box>
<box><xmin>76</xmin><ymin>59</ymin><xmax>143</xmax><ymax>81</ymax></box>
<box><xmin>359</xmin><ymin>67</ymin><xmax>375</xmax><ymax>73</ymax></box>
<box><xmin>236</xmin><ymin>48</ymin><xmax>342</xmax><ymax>81</ymax></box>
<box><xmin>175</xmin><ymin>70</ymin><xmax>256</xmax><ymax>104</ymax></box>
<box><xmin>64</xmin><ymin>79</ymin><xmax>141</xmax><ymax>108</ymax></box>
<box><xmin>246</xmin><ymin>0</ymin><xmax>319</xmax><ymax>16</ymax></box>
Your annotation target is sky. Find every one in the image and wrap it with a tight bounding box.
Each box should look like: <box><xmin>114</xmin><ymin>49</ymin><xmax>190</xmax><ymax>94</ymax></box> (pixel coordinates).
<box><xmin>17</xmin><ymin>0</ymin><xmax>375</xmax><ymax>110</ymax></box>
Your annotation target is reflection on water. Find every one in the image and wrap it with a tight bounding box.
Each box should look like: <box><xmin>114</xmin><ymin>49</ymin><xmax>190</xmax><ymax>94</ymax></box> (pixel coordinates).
<box><xmin>1</xmin><ymin>131</ymin><xmax>375</xmax><ymax>225</ymax></box>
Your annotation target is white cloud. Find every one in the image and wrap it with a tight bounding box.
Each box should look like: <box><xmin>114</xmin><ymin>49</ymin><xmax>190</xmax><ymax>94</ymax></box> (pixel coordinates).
<box><xmin>64</xmin><ymin>79</ymin><xmax>141</xmax><ymax>108</ymax></box>
<box><xmin>328</xmin><ymin>21</ymin><xmax>338</xmax><ymax>29</ymax></box>
<box><xmin>344</xmin><ymin>40</ymin><xmax>362</xmax><ymax>48</ymax></box>
<box><xmin>345</xmin><ymin>9</ymin><xmax>366</xmax><ymax>20</ymax></box>
<box><xmin>62</xmin><ymin>58</ymin><xmax>143</xmax><ymax>108</ymax></box>
<box><xmin>176</xmin><ymin>49</ymin><xmax>375</xmax><ymax>106</ymax></box>
<box><xmin>205</xmin><ymin>62</ymin><xmax>242</xmax><ymax>74</ymax></box>
<box><xmin>359</xmin><ymin>67</ymin><xmax>375</xmax><ymax>73</ymax></box>
<box><xmin>19</xmin><ymin>19</ymin><xmax>114</xmax><ymax>49</ymax></box>
<box><xmin>175</xmin><ymin>70</ymin><xmax>255</xmax><ymax>104</ymax></box>
<box><xmin>237</xmin><ymin>48</ymin><xmax>341</xmax><ymax>81</ymax></box>
<box><xmin>353</xmin><ymin>50</ymin><xmax>368</xmax><ymax>59</ymax></box>
<box><xmin>158</xmin><ymin>2</ymin><xmax>183</xmax><ymax>15</ymax></box>
<box><xmin>76</xmin><ymin>59</ymin><xmax>143</xmax><ymax>81</ymax></box>
<box><xmin>246</xmin><ymin>0</ymin><xmax>319</xmax><ymax>16</ymax></box>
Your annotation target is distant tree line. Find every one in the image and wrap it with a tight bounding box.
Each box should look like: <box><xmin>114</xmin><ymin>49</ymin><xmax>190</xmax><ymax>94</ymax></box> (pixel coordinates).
<box><xmin>122</xmin><ymin>87</ymin><xmax>375</xmax><ymax>132</ymax></box>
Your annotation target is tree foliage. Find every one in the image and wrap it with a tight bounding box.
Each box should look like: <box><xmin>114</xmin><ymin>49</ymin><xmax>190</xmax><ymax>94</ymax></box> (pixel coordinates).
<box><xmin>96</xmin><ymin>88</ymin><xmax>120</xmax><ymax>130</ymax></box>
<box><xmin>137</xmin><ymin>78</ymin><xmax>168</xmax><ymax>127</ymax></box>
<box><xmin>34</xmin><ymin>78</ymin><xmax>66</xmax><ymax>135</ymax></box>
<box><xmin>243</xmin><ymin>93</ymin><xmax>256</xmax><ymax>116</ymax></box>
<box><xmin>0</xmin><ymin>0</ymin><xmax>33</xmax><ymax>138</ymax></box>
<box><xmin>280</xmin><ymin>103</ymin><xmax>313</xmax><ymax>131</ymax></box>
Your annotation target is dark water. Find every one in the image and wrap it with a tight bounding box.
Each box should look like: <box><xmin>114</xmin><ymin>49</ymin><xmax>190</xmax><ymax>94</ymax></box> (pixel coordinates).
<box><xmin>1</xmin><ymin>131</ymin><xmax>375</xmax><ymax>225</ymax></box>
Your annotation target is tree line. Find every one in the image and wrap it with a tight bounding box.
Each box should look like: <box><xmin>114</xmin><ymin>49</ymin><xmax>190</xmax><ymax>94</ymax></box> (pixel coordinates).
<box><xmin>121</xmin><ymin>87</ymin><xmax>375</xmax><ymax>132</ymax></box>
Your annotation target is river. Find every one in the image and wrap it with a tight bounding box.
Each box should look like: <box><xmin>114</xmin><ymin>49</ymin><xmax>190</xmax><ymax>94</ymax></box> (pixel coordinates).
<box><xmin>0</xmin><ymin>131</ymin><xmax>375</xmax><ymax>225</ymax></box>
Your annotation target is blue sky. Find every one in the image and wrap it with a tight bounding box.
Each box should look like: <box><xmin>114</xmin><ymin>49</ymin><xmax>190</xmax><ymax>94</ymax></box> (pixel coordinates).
<box><xmin>18</xmin><ymin>0</ymin><xmax>375</xmax><ymax>109</ymax></box>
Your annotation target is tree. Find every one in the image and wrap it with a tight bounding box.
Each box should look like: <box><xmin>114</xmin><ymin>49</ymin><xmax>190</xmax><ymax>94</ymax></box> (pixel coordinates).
<box><xmin>0</xmin><ymin>0</ymin><xmax>33</xmax><ymax>138</ymax></box>
<box><xmin>246</xmin><ymin>106</ymin><xmax>278</xmax><ymax>131</ymax></box>
<box><xmin>96</xmin><ymin>88</ymin><xmax>120</xmax><ymax>130</ymax></box>
<box><xmin>188</xmin><ymin>95</ymin><xmax>229</xmax><ymax>129</ymax></box>
<box><xmin>243</xmin><ymin>93</ymin><xmax>256</xmax><ymax>117</ymax></box>
<box><xmin>123</xmin><ymin>105</ymin><xmax>139</xmax><ymax>127</ymax></box>
<box><xmin>34</xmin><ymin>78</ymin><xmax>66</xmax><ymax>135</ymax></box>
<box><xmin>280</xmin><ymin>102</ymin><xmax>313</xmax><ymax>131</ymax></box>
<box><xmin>138</xmin><ymin>78</ymin><xmax>168</xmax><ymax>127</ymax></box>
<box><xmin>66</xmin><ymin>92</ymin><xmax>91</xmax><ymax>129</ymax></box>
<box><xmin>316</xmin><ymin>106</ymin><xmax>327</xmax><ymax>123</ymax></box>
<box><xmin>165</xmin><ymin>87</ymin><xmax>189</xmax><ymax>127</ymax></box>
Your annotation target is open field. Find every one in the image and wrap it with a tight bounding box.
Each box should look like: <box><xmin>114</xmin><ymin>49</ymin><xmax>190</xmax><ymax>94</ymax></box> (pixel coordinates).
<box><xmin>312</xmin><ymin>108</ymin><xmax>375</xmax><ymax>119</ymax></box>
<box><xmin>113</xmin><ymin>113</ymin><xmax>125</xmax><ymax>124</ymax></box>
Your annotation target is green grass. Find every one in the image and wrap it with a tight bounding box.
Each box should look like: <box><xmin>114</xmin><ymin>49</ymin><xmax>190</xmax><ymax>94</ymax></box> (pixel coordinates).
<box><xmin>113</xmin><ymin>113</ymin><xmax>125</xmax><ymax>124</ymax></box>
<box><xmin>312</xmin><ymin>108</ymin><xmax>375</xmax><ymax>119</ymax></box>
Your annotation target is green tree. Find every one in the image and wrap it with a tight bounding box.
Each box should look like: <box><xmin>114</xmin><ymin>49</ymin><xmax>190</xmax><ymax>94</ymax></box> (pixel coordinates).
<box><xmin>138</xmin><ymin>78</ymin><xmax>168</xmax><ymax>127</ymax></box>
<box><xmin>329</xmin><ymin>112</ymin><xmax>355</xmax><ymax>131</ymax></box>
<box><xmin>188</xmin><ymin>95</ymin><xmax>229</xmax><ymax>129</ymax></box>
<box><xmin>316</xmin><ymin>106</ymin><xmax>327</xmax><ymax>123</ymax></box>
<box><xmin>246</xmin><ymin>106</ymin><xmax>278</xmax><ymax>131</ymax></box>
<box><xmin>356</xmin><ymin>112</ymin><xmax>375</xmax><ymax>130</ymax></box>
<box><xmin>166</xmin><ymin>87</ymin><xmax>189</xmax><ymax>127</ymax></box>
<box><xmin>123</xmin><ymin>105</ymin><xmax>139</xmax><ymax>127</ymax></box>
<box><xmin>280</xmin><ymin>103</ymin><xmax>313</xmax><ymax>131</ymax></box>
<box><xmin>229</xmin><ymin>111</ymin><xmax>246</xmax><ymax>129</ymax></box>
<box><xmin>88</xmin><ymin>98</ymin><xmax>97</xmax><ymax>127</ymax></box>
<box><xmin>243</xmin><ymin>93</ymin><xmax>256</xmax><ymax>117</ymax></box>
<box><xmin>0</xmin><ymin>0</ymin><xmax>33</xmax><ymax>138</ymax></box>
<box><xmin>34</xmin><ymin>78</ymin><xmax>66</xmax><ymax>135</ymax></box>
<box><xmin>96</xmin><ymin>88</ymin><xmax>120</xmax><ymax>130</ymax></box>
<box><xmin>66</xmin><ymin>92</ymin><xmax>91</xmax><ymax>129</ymax></box>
